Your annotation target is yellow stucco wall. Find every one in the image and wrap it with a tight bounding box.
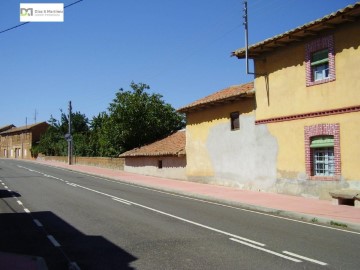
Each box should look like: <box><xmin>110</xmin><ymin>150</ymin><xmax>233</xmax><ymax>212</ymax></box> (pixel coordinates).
<box><xmin>253</xmin><ymin>22</ymin><xmax>360</xmax><ymax>182</ymax></box>
<box><xmin>186</xmin><ymin>98</ymin><xmax>255</xmax><ymax>177</ymax></box>
<box><xmin>254</xmin><ymin>22</ymin><xmax>360</xmax><ymax>120</ymax></box>
<box><xmin>267</xmin><ymin>112</ymin><xmax>360</xmax><ymax>180</ymax></box>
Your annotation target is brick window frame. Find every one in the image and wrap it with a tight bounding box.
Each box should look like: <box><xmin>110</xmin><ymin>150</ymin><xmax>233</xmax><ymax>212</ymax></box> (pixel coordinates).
<box><xmin>305</xmin><ymin>35</ymin><xmax>335</xmax><ymax>87</ymax></box>
<box><xmin>304</xmin><ymin>124</ymin><xmax>340</xmax><ymax>180</ymax></box>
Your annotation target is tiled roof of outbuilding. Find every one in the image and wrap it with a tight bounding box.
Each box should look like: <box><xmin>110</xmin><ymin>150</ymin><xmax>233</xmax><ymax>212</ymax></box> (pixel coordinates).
<box><xmin>178</xmin><ymin>82</ymin><xmax>254</xmax><ymax>113</ymax></box>
<box><xmin>119</xmin><ymin>130</ymin><xmax>186</xmax><ymax>157</ymax></box>
<box><xmin>233</xmin><ymin>2</ymin><xmax>360</xmax><ymax>58</ymax></box>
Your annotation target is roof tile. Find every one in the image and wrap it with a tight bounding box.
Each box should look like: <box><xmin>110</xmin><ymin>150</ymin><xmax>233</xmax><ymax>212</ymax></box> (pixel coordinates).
<box><xmin>178</xmin><ymin>82</ymin><xmax>254</xmax><ymax>113</ymax></box>
<box><xmin>119</xmin><ymin>130</ymin><xmax>186</xmax><ymax>157</ymax></box>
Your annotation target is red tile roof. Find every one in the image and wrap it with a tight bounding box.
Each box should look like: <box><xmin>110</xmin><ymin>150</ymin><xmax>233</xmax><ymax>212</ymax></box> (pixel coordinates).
<box><xmin>233</xmin><ymin>2</ymin><xmax>360</xmax><ymax>58</ymax></box>
<box><xmin>119</xmin><ymin>130</ymin><xmax>186</xmax><ymax>157</ymax></box>
<box><xmin>178</xmin><ymin>82</ymin><xmax>254</xmax><ymax>113</ymax></box>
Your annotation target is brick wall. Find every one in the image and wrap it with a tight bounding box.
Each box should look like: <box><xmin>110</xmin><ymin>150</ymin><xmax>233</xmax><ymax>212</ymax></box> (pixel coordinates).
<box><xmin>38</xmin><ymin>155</ymin><xmax>125</xmax><ymax>170</ymax></box>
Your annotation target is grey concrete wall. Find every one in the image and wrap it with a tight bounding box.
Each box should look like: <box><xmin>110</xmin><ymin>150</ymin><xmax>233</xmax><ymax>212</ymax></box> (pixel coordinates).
<box><xmin>124</xmin><ymin>156</ymin><xmax>187</xmax><ymax>180</ymax></box>
<box><xmin>205</xmin><ymin>115</ymin><xmax>278</xmax><ymax>191</ymax></box>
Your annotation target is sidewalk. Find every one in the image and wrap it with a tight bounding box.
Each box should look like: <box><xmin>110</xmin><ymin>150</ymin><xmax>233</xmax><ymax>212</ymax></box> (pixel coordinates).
<box><xmin>35</xmin><ymin>160</ymin><xmax>360</xmax><ymax>231</ymax></box>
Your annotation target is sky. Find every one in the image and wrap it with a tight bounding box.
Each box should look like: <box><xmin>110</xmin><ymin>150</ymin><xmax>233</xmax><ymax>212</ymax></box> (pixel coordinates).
<box><xmin>0</xmin><ymin>0</ymin><xmax>357</xmax><ymax>127</ymax></box>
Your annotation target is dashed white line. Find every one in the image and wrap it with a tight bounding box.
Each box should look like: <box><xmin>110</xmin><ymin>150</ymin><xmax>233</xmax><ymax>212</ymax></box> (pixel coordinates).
<box><xmin>33</xmin><ymin>219</ymin><xmax>43</xmax><ymax>227</ymax></box>
<box><xmin>24</xmin><ymin>208</ymin><xmax>31</xmax><ymax>213</ymax></box>
<box><xmin>47</xmin><ymin>235</ymin><xmax>61</xmax><ymax>247</ymax></box>
<box><xmin>112</xmin><ymin>197</ymin><xmax>132</xmax><ymax>205</ymax></box>
<box><xmin>67</xmin><ymin>183</ymin><xmax>77</xmax><ymax>187</ymax></box>
<box><xmin>229</xmin><ymin>238</ymin><xmax>302</xmax><ymax>263</ymax></box>
<box><xmin>4</xmin><ymin>185</ymin><xmax>8</xmax><ymax>189</ymax></box>
<box><xmin>283</xmin><ymin>251</ymin><xmax>327</xmax><ymax>266</ymax></box>
<box><xmin>17</xmin><ymin>200</ymin><xmax>23</xmax><ymax>205</ymax></box>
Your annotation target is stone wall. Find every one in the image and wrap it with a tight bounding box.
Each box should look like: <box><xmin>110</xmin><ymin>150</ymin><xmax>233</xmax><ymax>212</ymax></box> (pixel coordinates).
<box><xmin>38</xmin><ymin>155</ymin><xmax>124</xmax><ymax>170</ymax></box>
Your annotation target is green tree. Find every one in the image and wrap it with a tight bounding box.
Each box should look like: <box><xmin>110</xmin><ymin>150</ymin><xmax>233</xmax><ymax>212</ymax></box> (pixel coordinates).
<box><xmin>33</xmin><ymin>115</ymin><xmax>66</xmax><ymax>156</ymax></box>
<box><xmin>35</xmin><ymin>111</ymin><xmax>91</xmax><ymax>156</ymax></box>
<box><xmin>88</xmin><ymin>112</ymin><xmax>109</xmax><ymax>156</ymax></box>
<box><xmin>105</xmin><ymin>82</ymin><xmax>185</xmax><ymax>156</ymax></box>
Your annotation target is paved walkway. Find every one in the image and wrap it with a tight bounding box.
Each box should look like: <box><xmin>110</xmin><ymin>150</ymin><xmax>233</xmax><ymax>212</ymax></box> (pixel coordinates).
<box><xmin>33</xmin><ymin>160</ymin><xmax>360</xmax><ymax>231</ymax></box>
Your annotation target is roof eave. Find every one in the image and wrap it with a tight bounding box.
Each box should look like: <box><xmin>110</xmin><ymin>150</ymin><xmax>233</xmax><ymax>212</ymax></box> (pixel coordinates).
<box><xmin>232</xmin><ymin>3</ymin><xmax>360</xmax><ymax>58</ymax></box>
<box><xmin>178</xmin><ymin>90</ymin><xmax>255</xmax><ymax>113</ymax></box>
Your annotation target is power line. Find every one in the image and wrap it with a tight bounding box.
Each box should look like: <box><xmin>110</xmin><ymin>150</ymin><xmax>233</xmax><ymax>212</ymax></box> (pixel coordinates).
<box><xmin>0</xmin><ymin>0</ymin><xmax>84</xmax><ymax>35</ymax></box>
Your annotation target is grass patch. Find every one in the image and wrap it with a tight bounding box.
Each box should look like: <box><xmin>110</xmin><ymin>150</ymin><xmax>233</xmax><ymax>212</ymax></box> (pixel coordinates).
<box><xmin>311</xmin><ymin>218</ymin><xmax>318</xmax><ymax>223</ymax></box>
<box><xmin>330</xmin><ymin>221</ymin><xmax>348</xmax><ymax>228</ymax></box>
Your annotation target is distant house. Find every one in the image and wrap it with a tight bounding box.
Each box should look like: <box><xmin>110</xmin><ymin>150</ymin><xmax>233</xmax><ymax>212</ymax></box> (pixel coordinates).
<box><xmin>0</xmin><ymin>122</ymin><xmax>49</xmax><ymax>159</ymax></box>
<box><xmin>0</xmin><ymin>124</ymin><xmax>15</xmax><ymax>133</ymax></box>
<box><xmin>232</xmin><ymin>3</ymin><xmax>360</xmax><ymax>198</ymax></box>
<box><xmin>120</xmin><ymin>130</ymin><xmax>186</xmax><ymax>180</ymax></box>
<box><xmin>178</xmin><ymin>83</ymin><xmax>277</xmax><ymax>189</ymax></box>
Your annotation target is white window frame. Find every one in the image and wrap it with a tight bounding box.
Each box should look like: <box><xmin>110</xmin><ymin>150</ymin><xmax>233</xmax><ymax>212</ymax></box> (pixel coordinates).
<box><xmin>313</xmin><ymin>147</ymin><xmax>335</xmax><ymax>176</ymax></box>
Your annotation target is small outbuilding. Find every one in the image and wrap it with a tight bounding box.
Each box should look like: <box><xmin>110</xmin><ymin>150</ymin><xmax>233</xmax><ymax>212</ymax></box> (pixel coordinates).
<box><xmin>119</xmin><ymin>130</ymin><xmax>186</xmax><ymax>180</ymax></box>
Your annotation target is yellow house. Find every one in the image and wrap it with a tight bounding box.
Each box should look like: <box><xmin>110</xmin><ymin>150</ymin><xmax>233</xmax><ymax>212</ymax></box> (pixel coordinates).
<box><xmin>178</xmin><ymin>82</ymin><xmax>279</xmax><ymax>190</ymax></box>
<box><xmin>232</xmin><ymin>3</ymin><xmax>360</xmax><ymax>198</ymax></box>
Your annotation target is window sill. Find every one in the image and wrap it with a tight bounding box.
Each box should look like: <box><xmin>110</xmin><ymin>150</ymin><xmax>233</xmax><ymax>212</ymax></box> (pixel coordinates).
<box><xmin>306</xmin><ymin>77</ymin><xmax>335</xmax><ymax>87</ymax></box>
<box><xmin>309</xmin><ymin>175</ymin><xmax>340</xmax><ymax>181</ymax></box>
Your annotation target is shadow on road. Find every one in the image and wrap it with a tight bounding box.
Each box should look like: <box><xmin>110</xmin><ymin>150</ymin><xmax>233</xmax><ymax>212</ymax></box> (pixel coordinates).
<box><xmin>0</xmin><ymin>189</ymin><xmax>21</xmax><ymax>198</ymax></box>
<box><xmin>0</xmin><ymin>211</ymin><xmax>137</xmax><ymax>270</ymax></box>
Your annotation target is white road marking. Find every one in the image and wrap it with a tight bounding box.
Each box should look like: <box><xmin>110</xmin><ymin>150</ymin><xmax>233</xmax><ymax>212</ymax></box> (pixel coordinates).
<box><xmin>72</xmin><ymin>182</ymin><xmax>265</xmax><ymax>247</ymax></box>
<box><xmin>283</xmin><ymin>251</ymin><xmax>327</xmax><ymax>266</ymax></box>
<box><xmin>33</xmin><ymin>219</ymin><xmax>43</xmax><ymax>227</ymax></box>
<box><xmin>47</xmin><ymin>235</ymin><xmax>61</xmax><ymax>247</ymax></box>
<box><xmin>17</xmin><ymin>164</ymin><xmax>360</xmax><ymax>236</ymax></box>
<box><xmin>112</xmin><ymin>197</ymin><xmax>132</xmax><ymax>205</ymax></box>
<box><xmin>17</xmin><ymin>200</ymin><xmax>23</xmax><ymax>205</ymax></box>
<box><xmin>4</xmin><ymin>186</ymin><xmax>8</xmax><ymax>189</ymax></box>
<box><xmin>69</xmin><ymin>262</ymin><xmax>81</xmax><ymax>270</ymax></box>
<box><xmin>67</xmin><ymin>183</ymin><xmax>77</xmax><ymax>187</ymax></box>
<box><xmin>229</xmin><ymin>238</ymin><xmax>302</xmax><ymax>263</ymax></box>
<box><xmin>24</xmin><ymin>208</ymin><xmax>30</xmax><ymax>213</ymax></box>
<box><xmin>55</xmin><ymin>168</ymin><xmax>360</xmax><ymax>235</ymax></box>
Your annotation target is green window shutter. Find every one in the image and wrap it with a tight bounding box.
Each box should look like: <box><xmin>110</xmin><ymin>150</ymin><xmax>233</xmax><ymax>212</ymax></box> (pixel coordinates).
<box><xmin>310</xmin><ymin>136</ymin><xmax>334</xmax><ymax>148</ymax></box>
<box><xmin>311</xmin><ymin>49</ymin><xmax>329</xmax><ymax>66</ymax></box>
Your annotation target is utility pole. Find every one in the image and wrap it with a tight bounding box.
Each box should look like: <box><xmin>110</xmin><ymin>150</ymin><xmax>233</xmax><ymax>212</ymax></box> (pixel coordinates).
<box><xmin>67</xmin><ymin>101</ymin><xmax>73</xmax><ymax>165</ymax></box>
<box><xmin>34</xmin><ymin>109</ymin><xmax>38</xmax><ymax>124</ymax></box>
<box><xmin>243</xmin><ymin>0</ymin><xmax>254</xmax><ymax>75</ymax></box>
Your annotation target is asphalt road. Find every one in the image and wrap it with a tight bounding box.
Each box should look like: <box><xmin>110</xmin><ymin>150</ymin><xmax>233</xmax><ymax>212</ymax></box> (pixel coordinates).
<box><xmin>1</xmin><ymin>159</ymin><xmax>359</xmax><ymax>270</ymax></box>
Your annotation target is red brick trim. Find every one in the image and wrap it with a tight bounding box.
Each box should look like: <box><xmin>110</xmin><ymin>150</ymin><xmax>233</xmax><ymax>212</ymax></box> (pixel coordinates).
<box><xmin>255</xmin><ymin>105</ymin><xmax>360</xmax><ymax>125</ymax></box>
<box><xmin>305</xmin><ymin>35</ymin><xmax>335</xmax><ymax>87</ymax></box>
<box><xmin>304</xmin><ymin>124</ymin><xmax>341</xmax><ymax>180</ymax></box>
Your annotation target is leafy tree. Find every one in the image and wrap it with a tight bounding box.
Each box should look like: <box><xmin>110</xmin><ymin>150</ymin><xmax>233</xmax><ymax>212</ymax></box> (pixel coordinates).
<box><xmin>35</xmin><ymin>82</ymin><xmax>184</xmax><ymax>157</ymax></box>
<box><xmin>88</xmin><ymin>112</ymin><xmax>109</xmax><ymax>156</ymax></box>
<box><xmin>34</xmin><ymin>111</ymin><xmax>90</xmax><ymax>156</ymax></box>
<box><xmin>105</xmin><ymin>82</ymin><xmax>185</xmax><ymax>156</ymax></box>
